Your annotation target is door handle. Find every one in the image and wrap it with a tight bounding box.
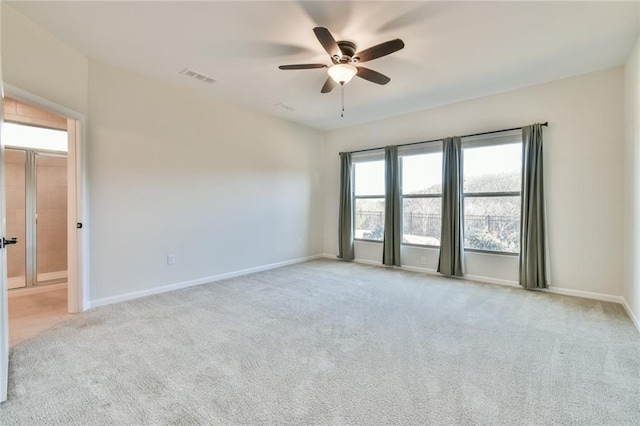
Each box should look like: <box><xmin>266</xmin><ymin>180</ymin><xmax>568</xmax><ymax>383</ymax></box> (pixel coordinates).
<box><xmin>1</xmin><ymin>237</ymin><xmax>18</xmax><ymax>248</ymax></box>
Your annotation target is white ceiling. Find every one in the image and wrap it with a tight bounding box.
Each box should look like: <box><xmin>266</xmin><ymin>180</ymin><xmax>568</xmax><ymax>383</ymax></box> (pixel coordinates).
<box><xmin>9</xmin><ymin>1</ymin><xmax>640</xmax><ymax>130</ymax></box>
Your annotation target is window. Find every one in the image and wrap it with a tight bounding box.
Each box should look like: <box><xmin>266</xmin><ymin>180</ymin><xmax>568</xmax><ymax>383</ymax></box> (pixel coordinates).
<box><xmin>400</xmin><ymin>146</ymin><xmax>442</xmax><ymax>246</ymax></box>
<box><xmin>2</xmin><ymin>122</ymin><xmax>68</xmax><ymax>152</ymax></box>
<box><xmin>462</xmin><ymin>134</ymin><xmax>522</xmax><ymax>254</ymax></box>
<box><xmin>353</xmin><ymin>159</ymin><xmax>385</xmax><ymax>241</ymax></box>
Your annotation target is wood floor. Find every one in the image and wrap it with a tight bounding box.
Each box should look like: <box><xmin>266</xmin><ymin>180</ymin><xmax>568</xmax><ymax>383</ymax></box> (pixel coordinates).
<box><xmin>8</xmin><ymin>288</ymin><xmax>73</xmax><ymax>347</ymax></box>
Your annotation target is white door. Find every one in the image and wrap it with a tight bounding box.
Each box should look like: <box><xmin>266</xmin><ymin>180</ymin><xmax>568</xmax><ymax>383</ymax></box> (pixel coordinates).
<box><xmin>0</xmin><ymin>2</ymin><xmax>8</xmax><ymax>400</ymax></box>
<box><xmin>0</xmin><ymin>94</ymin><xmax>8</xmax><ymax>403</ymax></box>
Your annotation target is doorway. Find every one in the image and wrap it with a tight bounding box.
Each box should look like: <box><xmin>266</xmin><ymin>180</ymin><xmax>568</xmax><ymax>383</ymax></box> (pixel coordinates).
<box><xmin>6</xmin><ymin>136</ymin><xmax>69</xmax><ymax>290</ymax></box>
<box><xmin>2</xmin><ymin>96</ymin><xmax>81</xmax><ymax>346</ymax></box>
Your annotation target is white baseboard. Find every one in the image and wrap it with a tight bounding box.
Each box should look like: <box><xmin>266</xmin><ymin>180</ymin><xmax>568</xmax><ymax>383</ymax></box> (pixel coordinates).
<box><xmin>465</xmin><ymin>275</ymin><xmax>623</xmax><ymax>305</ymax></box>
<box><xmin>543</xmin><ymin>286</ymin><xmax>624</xmax><ymax>304</ymax></box>
<box><xmin>324</xmin><ymin>254</ymin><xmax>625</xmax><ymax>305</ymax></box>
<box><xmin>87</xmin><ymin>254</ymin><xmax>324</xmax><ymax>309</ymax></box>
<box><xmin>354</xmin><ymin>257</ymin><xmax>385</xmax><ymax>267</ymax></box>
<box><xmin>8</xmin><ymin>283</ymin><xmax>67</xmax><ymax>298</ymax></box>
<box><xmin>353</xmin><ymin>257</ymin><xmax>439</xmax><ymax>275</ymax></box>
<box><xmin>349</xmin><ymin>256</ymin><xmax>517</xmax><ymax>286</ymax></box>
<box><xmin>104</xmin><ymin>252</ymin><xmax>627</xmax><ymax>318</ymax></box>
<box><xmin>456</xmin><ymin>274</ymin><xmax>625</xmax><ymax>304</ymax></box>
<box><xmin>464</xmin><ymin>274</ymin><xmax>519</xmax><ymax>288</ymax></box>
<box><xmin>621</xmin><ymin>298</ymin><xmax>640</xmax><ymax>333</ymax></box>
<box><xmin>400</xmin><ymin>264</ymin><xmax>438</xmax><ymax>275</ymax></box>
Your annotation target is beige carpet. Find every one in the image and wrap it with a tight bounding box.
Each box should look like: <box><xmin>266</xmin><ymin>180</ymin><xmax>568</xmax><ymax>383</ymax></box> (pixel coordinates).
<box><xmin>0</xmin><ymin>259</ymin><xmax>639</xmax><ymax>424</ymax></box>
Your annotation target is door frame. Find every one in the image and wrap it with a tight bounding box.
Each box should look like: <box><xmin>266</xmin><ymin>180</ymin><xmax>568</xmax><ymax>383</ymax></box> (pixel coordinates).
<box><xmin>3</xmin><ymin>83</ymin><xmax>89</xmax><ymax>313</ymax></box>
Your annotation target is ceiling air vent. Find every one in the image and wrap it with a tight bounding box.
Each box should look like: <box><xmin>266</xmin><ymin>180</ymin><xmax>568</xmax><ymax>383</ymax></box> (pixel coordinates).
<box><xmin>274</xmin><ymin>102</ymin><xmax>296</xmax><ymax>112</ymax></box>
<box><xmin>180</xmin><ymin>68</ymin><xmax>216</xmax><ymax>85</ymax></box>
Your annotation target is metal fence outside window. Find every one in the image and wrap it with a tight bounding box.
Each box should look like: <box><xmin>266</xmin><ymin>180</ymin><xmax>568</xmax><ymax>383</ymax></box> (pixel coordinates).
<box><xmin>356</xmin><ymin>211</ymin><xmax>519</xmax><ymax>246</ymax></box>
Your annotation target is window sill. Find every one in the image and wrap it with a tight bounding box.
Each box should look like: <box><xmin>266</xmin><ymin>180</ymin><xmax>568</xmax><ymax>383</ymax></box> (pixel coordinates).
<box><xmin>354</xmin><ymin>239</ymin><xmax>383</xmax><ymax>244</ymax></box>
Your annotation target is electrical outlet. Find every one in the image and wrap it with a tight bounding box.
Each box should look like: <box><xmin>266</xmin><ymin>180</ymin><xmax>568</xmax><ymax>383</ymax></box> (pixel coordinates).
<box><xmin>420</xmin><ymin>256</ymin><xmax>427</xmax><ymax>265</ymax></box>
<box><xmin>167</xmin><ymin>254</ymin><xmax>176</xmax><ymax>265</ymax></box>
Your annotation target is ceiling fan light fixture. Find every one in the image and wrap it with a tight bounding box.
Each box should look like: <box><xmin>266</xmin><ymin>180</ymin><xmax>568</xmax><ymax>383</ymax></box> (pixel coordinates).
<box><xmin>328</xmin><ymin>64</ymin><xmax>357</xmax><ymax>84</ymax></box>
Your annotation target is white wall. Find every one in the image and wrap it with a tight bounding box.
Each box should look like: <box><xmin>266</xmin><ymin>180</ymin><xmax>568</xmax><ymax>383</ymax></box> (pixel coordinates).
<box><xmin>87</xmin><ymin>62</ymin><xmax>323</xmax><ymax>301</ymax></box>
<box><xmin>323</xmin><ymin>68</ymin><xmax>625</xmax><ymax>297</ymax></box>
<box><xmin>2</xmin><ymin>5</ymin><xmax>324</xmax><ymax>304</ymax></box>
<box><xmin>1</xmin><ymin>5</ymin><xmax>88</xmax><ymax>115</ymax></box>
<box><xmin>624</xmin><ymin>33</ymin><xmax>640</xmax><ymax>325</ymax></box>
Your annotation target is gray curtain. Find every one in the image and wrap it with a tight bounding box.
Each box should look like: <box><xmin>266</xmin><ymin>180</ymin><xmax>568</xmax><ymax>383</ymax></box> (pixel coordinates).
<box><xmin>338</xmin><ymin>152</ymin><xmax>354</xmax><ymax>261</ymax></box>
<box><xmin>438</xmin><ymin>137</ymin><xmax>464</xmax><ymax>277</ymax></box>
<box><xmin>520</xmin><ymin>124</ymin><xmax>547</xmax><ymax>289</ymax></box>
<box><xmin>383</xmin><ymin>146</ymin><xmax>401</xmax><ymax>266</ymax></box>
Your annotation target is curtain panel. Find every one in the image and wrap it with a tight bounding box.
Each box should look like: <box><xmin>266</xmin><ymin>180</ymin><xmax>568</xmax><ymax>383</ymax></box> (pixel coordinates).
<box><xmin>383</xmin><ymin>146</ymin><xmax>401</xmax><ymax>266</ymax></box>
<box><xmin>520</xmin><ymin>124</ymin><xmax>547</xmax><ymax>289</ymax></box>
<box><xmin>437</xmin><ymin>136</ymin><xmax>464</xmax><ymax>277</ymax></box>
<box><xmin>338</xmin><ymin>152</ymin><xmax>355</xmax><ymax>261</ymax></box>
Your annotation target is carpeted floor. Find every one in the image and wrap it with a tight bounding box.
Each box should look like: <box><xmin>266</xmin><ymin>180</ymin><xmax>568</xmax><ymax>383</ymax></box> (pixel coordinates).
<box><xmin>1</xmin><ymin>259</ymin><xmax>639</xmax><ymax>424</ymax></box>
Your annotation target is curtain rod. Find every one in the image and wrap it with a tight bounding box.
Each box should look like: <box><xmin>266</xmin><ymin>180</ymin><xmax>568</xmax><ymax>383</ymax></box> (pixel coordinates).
<box><xmin>342</xmin><ymin>122</ymin><xmax>548</xmax><ymax>155</ymax></box>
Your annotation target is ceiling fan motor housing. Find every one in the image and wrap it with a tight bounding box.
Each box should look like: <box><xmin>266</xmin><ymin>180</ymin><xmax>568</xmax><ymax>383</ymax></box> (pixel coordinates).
<box><xmin>336</xmin><ymin>41</ymin><xmax>357</xmax><ymax>62</ymax></box>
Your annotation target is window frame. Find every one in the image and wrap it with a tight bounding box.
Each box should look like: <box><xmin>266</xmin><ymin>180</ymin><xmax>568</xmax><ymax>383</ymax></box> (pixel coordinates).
<box><xmin>352</xmin><ymin>153</ymin><xmax>386</xmax><ymax>244</ymax></box>
<box><xmin>461</xmin><ymin>132</ymin><xmax>522</xmax><ymax>256</ymax></box>
<box><xmin>399</xmin><ymin>142</ymin><xmax>443</xmax><ymax>249</ymax></box>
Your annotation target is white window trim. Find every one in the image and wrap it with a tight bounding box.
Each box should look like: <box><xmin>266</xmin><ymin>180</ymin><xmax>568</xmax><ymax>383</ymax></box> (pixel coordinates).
<box><xmin>399</xmin><ymin>142</ymin><xmax>443</xmax><ymax>248</ymax></box>
<box><xmin>461</xmin><ymin>132</ymin><xmax>522</xmax><ymax>256</ymax></box>
<box><xmin>352</xmin><ymin>155</ymin><xmax>385</xmax><ymax>243</ymax></box>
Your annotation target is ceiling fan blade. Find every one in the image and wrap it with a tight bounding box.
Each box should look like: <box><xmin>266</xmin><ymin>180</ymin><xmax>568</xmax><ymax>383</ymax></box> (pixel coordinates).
<box><xmin>321</xmin><ymin>77</ymin><xmax>338</xmax><ymax>93</ymax></box>
<box><xmin>355</xmin><ymin>39</ymin><xmax>405</xmax><ymax>62</ymax></box>
<box><xmin>356</xmin><ymin>66</ymin><xmax>391</xmax><ymax>85</ymax></box>
<box><xmin>313</xmin><ymin>27</ymin><xmax>341</xmax><ymax>59</ymax></box>
<box><xmin>279</xmin><ymin>64</ymin><xmax>328</xmax><ymax>70</ymax></box>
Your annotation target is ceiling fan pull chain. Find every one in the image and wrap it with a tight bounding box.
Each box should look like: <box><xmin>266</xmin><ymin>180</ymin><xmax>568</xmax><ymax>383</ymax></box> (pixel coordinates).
<box><xmin>341</xmin><ymin>84</ymin><xmax>345</xmax><ymax>118</ymax></box>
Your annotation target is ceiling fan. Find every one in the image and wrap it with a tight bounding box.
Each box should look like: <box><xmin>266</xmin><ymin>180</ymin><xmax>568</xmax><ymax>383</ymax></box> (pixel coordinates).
<box><xmin>279</xmin><ymin>27</ymin><xmax>405</xmax><ymax>93</ymax></box>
